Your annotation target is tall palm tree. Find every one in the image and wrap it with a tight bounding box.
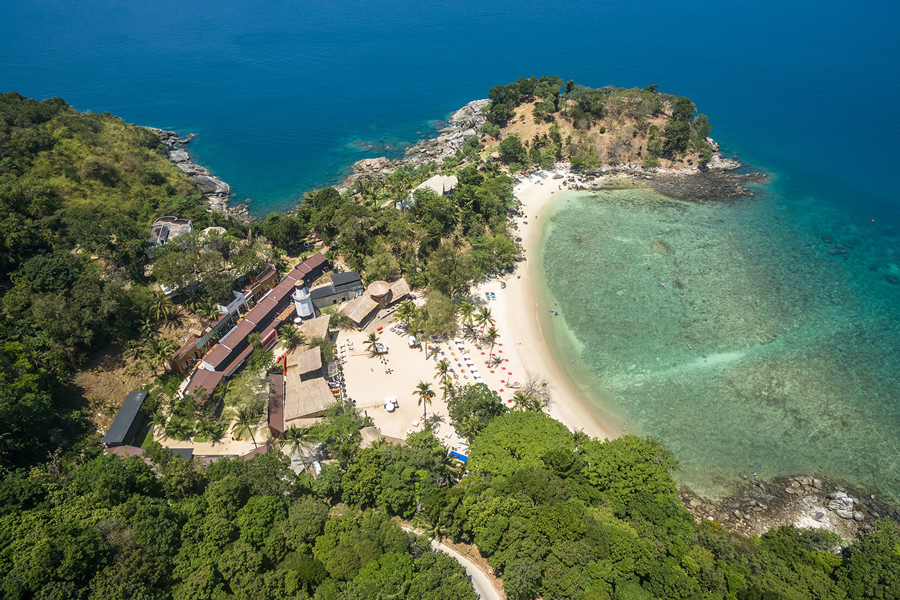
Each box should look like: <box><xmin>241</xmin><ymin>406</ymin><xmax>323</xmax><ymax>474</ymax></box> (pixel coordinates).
<box><xmin>456</xmin><ymin>299</ymin><xmax>475</xmax><ymax>335</ymax></box>
<box><xmin>149</xmin><ymin>290</ymin><xmax>176</xmax><ymax>322</ymax></box>
<box><xmin>279</xmin><ymin>323</ymin><xmax>306</xmax><ymax>352</ymax></box>
<box><xmin>144</xmin><ymin>337</ymin><xmax>177</xmax><ymax>370</ymax></box>
<box><xmin>232</xmin><ymin>406</ymin><xmax>259</xmax><ymax>448</ymax></box>
<box><xmin>484</xmin><ymin>326</ymin><xmax>499</xmax><ymax>364</ymax></box>
<box><xmin>414</xmin><ymin>381</ymin><xmax>434</xmax><ymax>421</ymax></box>
<box><xmin>364</xmin><ymin>332</ymin><xmax>381</xmax><ymax>356</ymax></box>
<box><xmin>435</xmin><ymin>359</ymin><xmax>452</xmax><ymax>386</ymax></box>
<box><xmin>281</xmin><ymin>425</ymin><xmax>315</xmax><ymax>470</ymax></box>
<box><xmin>440</xmin><ymin>378</ymin><xmax>455</xmax><ymax>402</ymax></box>
<box><xmin>166</xmin><ymin>415</ymin><xmax>194</xmax><ymax>441</ymax></box>
<box><xmin>395</xmin><ymin>300</ymin><xmax>418</xmax><ymax>330</ymax></box>
<box><xmin>475</xmin><ymin>307</ymin><xmax>494</xmax><ymax>331</ymax></box>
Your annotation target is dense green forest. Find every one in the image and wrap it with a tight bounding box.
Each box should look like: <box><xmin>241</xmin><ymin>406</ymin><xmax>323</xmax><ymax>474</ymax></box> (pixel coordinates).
<box><xmin>3</xmin><ymin>395</ymin><xmax>899</xmax><ymax>599</ymax></box>
<box><xmin>481</xmin><ymin>76</ymin><xmax>714</xmax><ymax>171</ymax></box>
<box><xmin>0</xmin><ymin>431</ymin><xmax>476</xmax><ymax>600</ymax></box>
<box><xmin>0</xmin><ymin>93</ymin><xmax>254</xmax><ymax>469</ymax></box>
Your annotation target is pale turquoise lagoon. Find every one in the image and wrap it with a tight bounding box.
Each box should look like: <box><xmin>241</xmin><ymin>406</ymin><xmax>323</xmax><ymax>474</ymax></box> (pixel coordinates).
<box><xmin>538</xmin><ymin>183</ymin><xmax>900</xmax><ymax>499</ymax></box>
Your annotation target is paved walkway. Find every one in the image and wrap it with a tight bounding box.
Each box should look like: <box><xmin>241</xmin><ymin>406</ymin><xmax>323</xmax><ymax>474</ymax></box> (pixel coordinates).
<box><xmin>400</xmin><ymin>525</ymin><xmax>502</xmax><ymax>600</ymax></box>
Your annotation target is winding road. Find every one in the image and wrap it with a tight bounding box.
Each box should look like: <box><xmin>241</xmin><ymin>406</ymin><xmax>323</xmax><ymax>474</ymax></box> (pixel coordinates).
<box><xmin>401</xmin><ymin>525</ymin><xmax>502</xmax><ymax>600</ymax></box>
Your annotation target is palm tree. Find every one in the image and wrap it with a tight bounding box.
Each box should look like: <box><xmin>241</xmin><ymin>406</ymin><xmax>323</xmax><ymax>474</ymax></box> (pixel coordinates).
<box><xmin>414</xmin><ymin>381</ymin><xmax>434</xmax><ymax>422</ymax></box>
<box><xmin>364</xmin><ymin>332</ymin><xmax>381</xmax><ymax>356</ymax></box>
<box><xmin>123</xmin><ymin>339</ymin><xmax>143</xmax><ymax>361</ymax></box>
<box><xmin>232</xmin><ymin>406</ymin><xmax>259</xmax><ymax>448</ymax></box>
<box><xmin>149</xmin><ymin>290</ymin><xmax>176</xmax><ymax>322</ymax></box>
<box><xmin>484</xmin><ymin>326</ymin><xmax>499</xmax><ymax>364</ymax></box>
<box><xmin>166</xmin><ymin>415</ymin><xmax>194</xmax><ymax>441</ymax></box>
<box><xmin>279</xmin><ymin>323</ymin><xmax>306</xmax><ymax>352</ymax></box>
<box><xmin>281</xmin><ymin>425</ymin><xmax>316</xmax><ymax>471</ymax></box>
<box><xmin>435</xmin><ymin>359</ymin><xmax>452</xmax><ymax>385</ymax></box>
<box><xmin>457</xmin><ymin>414</ymin><xmax>482</xmax><ymax>443</ymax></box>
<box><xmin>140</xmin><ymin>317</ymin><xmax>156</xmax><ymax>340</ymax></box>
<box><xmin>195</xmin><ymin>417</ymin><xmax>224</xmax><ymax>443</ymax></box>
<box><xmin>512</xmin><ymin>391</ymin><xmax>534</xmax><ymax>412</ymax></box>
<box><xmin>440</xmin><ymin>378</ymin><xmax>455</xmax><ymax>402</ymax></box>
<box><xmin>475</xmin><ymin>307</ymin><xmax>494</xmax><ymax>331</ymax></box>
<box><xmin>456</xmin><ymin>299</ymin><xmax>475</xmax><ymax>335</ymax></box>
<box><xmin>395</xmin><ymin>300</ymin><xmax>418</xmax><ymax>330</ymax></box>
<box><xmin>144</xmin><ymin>337</ymin><xmax>177</xmax><ymax>370</ymax></box>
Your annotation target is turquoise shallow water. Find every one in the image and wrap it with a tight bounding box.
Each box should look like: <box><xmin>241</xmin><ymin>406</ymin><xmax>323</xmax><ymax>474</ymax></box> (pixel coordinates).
<box><xmin>539</xmin><ymin>182</ymin><xmax>900</xmax><ymax>499</ymax></box>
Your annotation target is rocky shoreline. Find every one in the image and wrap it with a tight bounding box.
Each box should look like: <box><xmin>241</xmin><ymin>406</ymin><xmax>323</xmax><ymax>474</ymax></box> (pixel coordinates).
<box><xmin>147</xmin><ymin>127</ymin><xmax>253</xmax><ymax>223</ymax></box>
<box><xmin>337</xmin><ymin>98</ymin><xmax>767</xmax><ymax>202</ymax></box>
<box><xmin>337</xmin><ymin>99</ymin><xmax>490</xmax><ymax>192</ymax></box>
<box><xmin>681</xmin><ymin>474</ymin><xmax>900</xmax><ymax>543</ymax></box>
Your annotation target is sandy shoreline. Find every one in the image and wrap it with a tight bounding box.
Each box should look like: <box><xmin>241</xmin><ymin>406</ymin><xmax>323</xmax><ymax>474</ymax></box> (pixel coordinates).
<box><xmin>339</xmin><ymin>170</ymin><xmax>620</xmax><ymax>445</ymax></box>
<box><xmin>480</xmin><ymin>177</ymin><xmax>620</xmax><ymax>441</ymax></box>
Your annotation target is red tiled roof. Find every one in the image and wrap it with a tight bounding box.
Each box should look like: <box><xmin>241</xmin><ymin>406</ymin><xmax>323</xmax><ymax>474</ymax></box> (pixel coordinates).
<box><xmin>221</xmin><ymin>318</ymin><xmax>256</xmax><ymax>347</ymax></box>
<box><xmin>223</xmin><ymin>345</ymin><xmax>254</xmax><ymax>377</ymax></box>
<box><xmin>185</xmin><ymin>369</ymin><xmax>226</xmax><ymax>398</ymax></box>
<box><xmin>173</xmin><ymin>337</ymin><xmax>199</xmax><ymax>361</ymax></box>
<box><xmin>203</xmin><ymin>343</ymin><xmax>231</xmax><ymax>370</ymax></box>
<box><xmin>269</xmin><ymin>373</ymin><xmax>284</xmax><ymax>434</ymax></box>
<box><xmin>242</xmin><ymin>445</ymin><xmax>270</xmax><ymax>461</ymax></box>
<box><xmin>305</xmin><ymin>253</ymin><xmax>327</xmax><ymax>269</ymax></box>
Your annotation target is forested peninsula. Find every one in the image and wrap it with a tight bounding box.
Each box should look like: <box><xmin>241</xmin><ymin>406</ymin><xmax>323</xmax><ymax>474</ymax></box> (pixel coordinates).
<box><xmin>2</xmin><ymin>82</ymin><xmax>900</xmax><ymax>600</ymax></box>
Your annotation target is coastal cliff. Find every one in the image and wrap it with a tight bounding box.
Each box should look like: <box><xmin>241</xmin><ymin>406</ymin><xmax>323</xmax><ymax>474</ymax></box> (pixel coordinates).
<box><xmin>148</xmin><ymin>127</ymin><xmax>252</xmax><ymax>223</ymax></box>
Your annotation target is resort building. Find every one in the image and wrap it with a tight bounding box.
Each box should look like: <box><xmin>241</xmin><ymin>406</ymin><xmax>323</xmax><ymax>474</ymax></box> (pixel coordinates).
<box><xmin>309</xmin><ymin>271</ymin><xmax>365</xmax><ymax>309</ymax></box>
<box><xmin>397</xmin><ymin>174</ymin><xmax>458</xmax><ymax>209</ymax></box>
<box><xmin>339</xmin><ymin>276</ymin><xmax>411</xmax><ymax>329</ymax></box>
<box><xmin>341</xmin><ymin>294</ymin><xmax>379</xmax><ymax>329</ymax></box>
<box><xmin>147</xmin><ymin>216</ymin><xmax>193</xmax><ymax>247</ymax></box>
<box><xmin>102</xmin><ymin>391</ymin><xmax>149</xmax><ymax>448</ymax></box>
<box><xmin>166</xmin><ymin>253</ymin><xmax>328</xmax><ymax>398</ymax></box>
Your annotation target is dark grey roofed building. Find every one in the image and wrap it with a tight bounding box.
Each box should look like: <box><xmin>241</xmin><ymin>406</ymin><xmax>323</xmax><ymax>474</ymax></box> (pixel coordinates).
<box><xmin>309</xmin><ymin>272</ymin><xmax>365</xmax><ymax>309</ymax></box>
<box><xmin>169</xmin><ymin>448</ymin><xmax>194</xmax><ymax>460</ymax></box>
<box><xmin>331</xmin><ymin>271</ymin><xmax>363</xmax><ymax>293</ymax></box>
<box><xmin>103</xmin><ymin>391</ymin><xmax>149</xmax><ymax>448</ymax></box>
<box><xmin>309</xmin><ymin>285</ymin><xmax>336</xmax><ymax>301</ymax></box>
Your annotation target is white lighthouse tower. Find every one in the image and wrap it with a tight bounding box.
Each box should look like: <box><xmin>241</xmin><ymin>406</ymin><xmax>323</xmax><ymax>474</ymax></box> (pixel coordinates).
<box><xmin>293</xmin><ymin>285</ymin><xmax>315</xmax><ymax>321</ymax></box>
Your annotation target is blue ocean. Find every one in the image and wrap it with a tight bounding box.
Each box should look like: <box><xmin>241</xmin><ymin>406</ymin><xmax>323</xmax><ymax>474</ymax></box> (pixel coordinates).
<box><xmin>4</xmin><ymin>0</ymin><xmax>900</xmax><ymax>497</ymax></box>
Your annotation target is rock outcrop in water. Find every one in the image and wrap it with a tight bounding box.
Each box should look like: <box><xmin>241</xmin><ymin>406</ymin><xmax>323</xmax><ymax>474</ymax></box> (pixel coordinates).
<box><xmin>681</xmin><ymin>474</ymin><xmax>900</xmax><ymax>542</ymax></box>
<box><xmin>338</xmin><ymin>99</ymin><xmax>490</xmax><ymax>192</ymax></box>
<box><xmin>147</xmin><ymin>127</ymin><xmax>252</xmax><ymax>223</ymax></box>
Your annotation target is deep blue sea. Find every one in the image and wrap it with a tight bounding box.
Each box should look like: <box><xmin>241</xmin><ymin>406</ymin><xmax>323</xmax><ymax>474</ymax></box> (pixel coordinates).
<box><xmin>4</xmin><ymin>0</ymin><xmax>900</xmax><ymax>497</ymax></box>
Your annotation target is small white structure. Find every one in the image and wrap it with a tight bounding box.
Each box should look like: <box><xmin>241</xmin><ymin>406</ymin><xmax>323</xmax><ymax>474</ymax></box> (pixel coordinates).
<box><xmin>397</xmin><ymin>174</ymin><xmax>459</xmax><ymax>209</ymax></box>
<box><xmin>293</xmin><ymin>285</ymin><xmax>315</xmax><ymax>320</ymax></box>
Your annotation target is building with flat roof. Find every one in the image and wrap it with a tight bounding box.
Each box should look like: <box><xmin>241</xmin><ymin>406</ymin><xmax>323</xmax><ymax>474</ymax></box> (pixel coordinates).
<box><xmin>103</xmin><ymin>391</ymin><xmax>149</xmax><ymax>448</ymax></box>
<box><xmin>147</xmin><ymin>216</ymin><xmax>193</xmax><ymax>247</ymax></box>
<box><xmin>309</xmin><ymin>271</ymin><xmax>364</xmax><ymax>309</ymax></box>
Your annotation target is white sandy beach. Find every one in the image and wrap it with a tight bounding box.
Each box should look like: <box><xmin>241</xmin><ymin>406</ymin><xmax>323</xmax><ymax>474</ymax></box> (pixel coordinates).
<box><xmin>479</xmin><ymin>175</ymin><xmax>619</xmax><ymax>441</ymax></box>
<box><xmin>340</xmin><ymin>172</ymin><xmax>619</xmax><ymax>446</ymax></box>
